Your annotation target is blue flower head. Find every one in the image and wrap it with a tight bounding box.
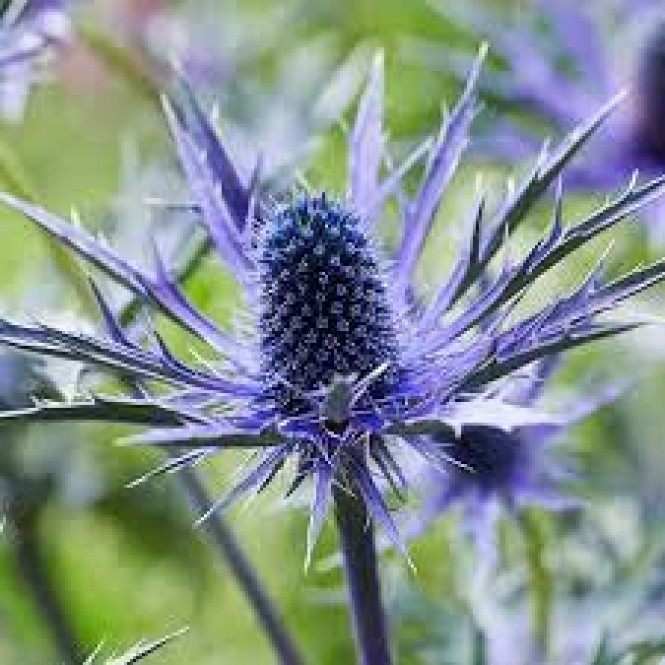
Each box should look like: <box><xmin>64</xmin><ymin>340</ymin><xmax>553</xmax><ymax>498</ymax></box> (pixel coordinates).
<box><xmin>0</xmin><ymin>48</ymin><xmax>664</xmax><ymax>563</ymax></box>
<box><xmin>399</xmin><ymin>358</ymin><xmax>621</xmax><ymax>555</ymax></box>
<box><xmin>258</xmin><ymin>193</ymin><xmax>400</xmax><ymax>407</ymax></box>
<box><xmin>425</xmin><ymin>1</ymin><xmax>665</xmax><ymax>236</ymax></box>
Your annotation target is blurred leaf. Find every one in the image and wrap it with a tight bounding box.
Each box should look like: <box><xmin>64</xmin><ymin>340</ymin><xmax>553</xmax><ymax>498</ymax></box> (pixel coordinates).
<box><xmin>589</xmin><ymin>636</ymin><xmax>614</xmax><ymax>665</ymax></box>
<box><xmin>627</xmin><ymin>639</ymin><xmax>665</xmax><ymax>665</ymax></box>
<box><xmin>588</xmin><ymin>634</ymin><xmax>665</xmax><ymax>665</ymax></box>
<box><xmin>0</xmin><ymin>135</ymin><xmax>97</xmax><ymax>313</ymax></box>
<box><xmin>78</xmin><ymin>24</ymin><xmax>161</xmax><ymax>111</ymax></box>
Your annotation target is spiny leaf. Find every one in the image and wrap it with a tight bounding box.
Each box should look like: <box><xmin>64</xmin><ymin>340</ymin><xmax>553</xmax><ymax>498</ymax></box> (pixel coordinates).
<box><xmin>0</xmin><ymin>192</ymin><xmax>240</xmax><ymax>356</ymax></box>
<box><xmin>0</xmin><ymin>395</ymin><xmax>201</xmax><ymax>427</ymax></box>
<box><xmin>450</xmin><ymin>92</ymin><xmax>627</xmax><ymax>305</ymax></box>
<box><xmin>85</xmin><ymin>627</ymin><xmax>188</xmax><ymax>665</ymax></box>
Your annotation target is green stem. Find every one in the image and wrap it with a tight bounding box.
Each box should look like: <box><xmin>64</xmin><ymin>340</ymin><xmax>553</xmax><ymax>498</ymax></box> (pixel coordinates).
<box><xmin>519</xmin><ymin>510</ymin><xmax>553</xmax><ymax>658</ymax></box>
<box><xmin>77</xmin><ymin>24</ymin><xmax>162</xmax><ymax>111</ymax></box>
<box><xmin>471</xmin><ymin>622</ymin><xmax>487</xmax><ymax>665</ymax></box>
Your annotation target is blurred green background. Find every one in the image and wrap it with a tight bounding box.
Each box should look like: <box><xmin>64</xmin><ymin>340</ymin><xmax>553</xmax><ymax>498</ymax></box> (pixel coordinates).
<box><xmin>1</xmin><ymin>1</ymin><xmax>665</xmax><ymax>664</ymax></box>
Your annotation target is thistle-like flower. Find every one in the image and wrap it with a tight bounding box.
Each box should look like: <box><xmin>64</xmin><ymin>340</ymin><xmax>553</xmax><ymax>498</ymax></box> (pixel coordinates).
<box><xmin>0</xmin><ymin>48</ymin><xmax>663</xmax><ymax>571</ymax></box>
<box><xmin>422</xmin><ymin>1</ymin><xmax>665</xmax><ymax>236</ymax></box>
<box><xmin>0</xmin><ymin>0</ymin><xmax>70</xmax><ymax>120</ymax></box>
<box><xmin>398</xmin><ymin>358</ymin><xmax>619</xmax><ymax>556</ymax></box>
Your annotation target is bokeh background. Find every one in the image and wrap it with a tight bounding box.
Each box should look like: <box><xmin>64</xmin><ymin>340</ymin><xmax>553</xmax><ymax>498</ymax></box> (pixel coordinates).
<box><xmin>1</xmin><ymin>0</ymin><xmax>665</xmax><ymax>663</ymax></box>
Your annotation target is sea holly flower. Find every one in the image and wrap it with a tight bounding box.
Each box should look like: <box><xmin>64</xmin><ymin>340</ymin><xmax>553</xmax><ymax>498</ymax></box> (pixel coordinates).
<box><xmin>0</xmin><ymin>47</ymin><xmax>665</xmax><ymax>662</ymax></box>
<box><xmin>0</xmin><ymin>0</ymin><xmax>71</xmax><ymax>120</ymax></box>
<box><xmin>397</xmin><ymin>358</ymin><xmax>620</xmax><ymax>559</ymax></box>
<box><xmin>420</xmin><ymin>0</ymin><xmax>665</xmax><ymax>238</ymax></box>
<box><xmin>0</xmin><ymin>44</ymin><xmax>663</xmax><ymax>559</ymax></box>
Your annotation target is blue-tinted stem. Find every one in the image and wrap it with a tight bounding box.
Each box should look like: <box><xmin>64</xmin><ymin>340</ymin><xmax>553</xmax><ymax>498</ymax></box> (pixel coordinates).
<box><xmin>177</xmin><ymin>467</ymin><xmax>306</xmax><ymax>665</ymax></box>
<box><xmin>334</xmin><ymin>485</ymin><xmax>392</xmax><ymax>665</ymax></box>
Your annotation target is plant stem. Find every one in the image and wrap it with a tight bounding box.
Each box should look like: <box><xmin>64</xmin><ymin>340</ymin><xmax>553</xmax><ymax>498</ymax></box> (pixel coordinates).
<box><xmin>333</xmin><ymin>484</ymin><xmax>392</xmax><ymax>665</ymax></box>
<box><xmin>14</xmin><ymin>519</ymin><xmax>82</xmax><ymax>665</ymax></box>
<box><xmin>519</xmin><ymin>510</ymin><xmax>552</xmax><ymax>659</ymax></box>
<box><xmin>177</xmin><ymin>467</ymin><xmax>305</xmax><ymax>665</ymax></box>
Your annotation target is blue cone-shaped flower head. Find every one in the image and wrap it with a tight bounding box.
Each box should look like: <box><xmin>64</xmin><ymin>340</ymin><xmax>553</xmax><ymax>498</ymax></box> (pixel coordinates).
<box><xmin>410</xmin><ymin>424</ymin><xmax>558</xmax><ymax>560</ymax></box>
<box><xmin>443</xmin><ymin>424</ymin><xmax>552</xmax><ymax>502</ymax></box>
<box><xmin>258</xmin><ymin>194</ymin><xmax>400</xmax><ymax>407</ymax></box>
<box><xmin>426</xmin><ymin>1</ymin><xmax>665</xmax><ymax>238</ymax></box>
<box><xmin>0</xmin><ymin>48</ymin><xmax>665</xmax><ymax>562</ymax></box>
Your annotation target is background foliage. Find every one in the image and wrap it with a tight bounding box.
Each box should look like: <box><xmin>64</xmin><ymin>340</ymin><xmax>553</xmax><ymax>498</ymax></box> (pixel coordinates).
<box><xmin>1</xmin><ymin>1</ymin><xmax>664</xmax><ymax>663</ymax></box>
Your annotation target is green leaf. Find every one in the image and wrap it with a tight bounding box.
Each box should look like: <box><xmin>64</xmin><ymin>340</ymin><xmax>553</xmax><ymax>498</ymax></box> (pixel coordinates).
<box><xmin>519</xmin><ymin>510</ymin><xmax>553</xmax><ymax>658</ymax></box>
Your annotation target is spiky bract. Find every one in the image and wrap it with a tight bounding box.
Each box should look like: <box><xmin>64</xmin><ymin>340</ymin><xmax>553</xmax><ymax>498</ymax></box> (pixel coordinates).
<box><xmin>0</xmin><ymin>49</ymin><xmax>663</xmax><ymax>560</ymax></box>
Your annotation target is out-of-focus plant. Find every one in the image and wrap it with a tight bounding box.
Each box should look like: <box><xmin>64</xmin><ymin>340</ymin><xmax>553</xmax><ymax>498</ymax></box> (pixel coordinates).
<box><xmin>0</xmin><ymin>347</ymin><xmax>211</xmax><ymax>664</ymax></box>
<box><xmin>0</xmin><ymin>345</ymin><xmax>219</xmax><ymax>664</ymax></box>
<box><xmin>0</xmin><ymin>350</ymin><xmax>82</xmax><ymax>663</ymax></box>
<box><xmin>79</xmin><ymin>0</ymin><xmax>372</xmax><ymax>180</ymax></box>
<box><xmin>387</xmin><ymin>480</ymin><xmax>665</xmax><ymax>664</ymax></box>
<box><xmin>396</xmin><ymin>358</ymin><xmax>620</xmax><ymax>577</ymax></box>
<box><xmin>0</xmin><ymin>0</ymin><xmax>71</xmax><ymax>121</ymax></box>
<box><xmin>409</xmin><ymin>1</ymin><xmax>665</xmax><ymax>241</ymax></box>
